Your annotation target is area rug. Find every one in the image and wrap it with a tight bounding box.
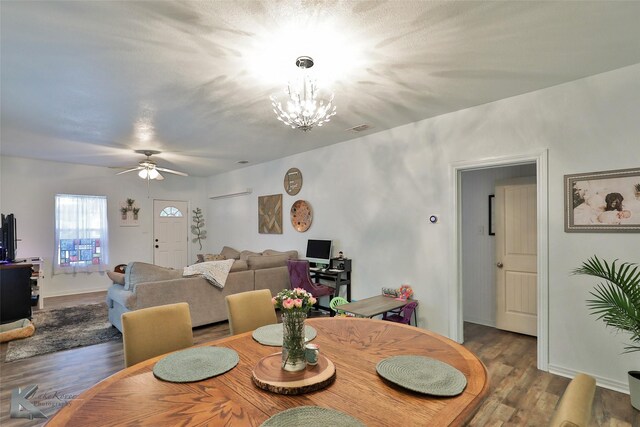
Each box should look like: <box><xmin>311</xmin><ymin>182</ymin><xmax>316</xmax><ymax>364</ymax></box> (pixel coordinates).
<box><xmin>5</xmin><ymin>303</ymin><xmax>121</xmax><ymax>362</ymax></box>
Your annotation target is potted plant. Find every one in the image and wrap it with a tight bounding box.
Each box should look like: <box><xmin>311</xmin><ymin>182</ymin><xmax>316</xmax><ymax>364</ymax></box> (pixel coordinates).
<box><xmin>573</xmin><ymin>256</ymin><xmax>640</xmax><ymax>410</ymax></box>
<box><xmin>634</xmin><ymin>183</ymin><xmax>640</xmax><ymax>200</ymax></box>
<box><xmin>120</xmin><ymin>207</ymin><xmax>128</xmax><ymax>220</ymax></box>
<box><xmin>132</xmin><ymin>207</ymin><xmax>140</xmax><ymax>221</ymax></box>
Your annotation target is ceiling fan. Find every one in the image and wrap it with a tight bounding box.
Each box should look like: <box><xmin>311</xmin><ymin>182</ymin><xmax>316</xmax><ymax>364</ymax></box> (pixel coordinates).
<box><xmin>116</xmin><ymin>150</ymin><xmax>188</xmax><ymax>181</ymax></box>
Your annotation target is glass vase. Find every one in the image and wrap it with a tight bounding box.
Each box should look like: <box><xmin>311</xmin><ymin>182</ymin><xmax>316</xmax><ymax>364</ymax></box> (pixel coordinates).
<box><xmin>281</xmin><ymin>310</ymin><xmax>307</xmax><ymax>372</ymax></box>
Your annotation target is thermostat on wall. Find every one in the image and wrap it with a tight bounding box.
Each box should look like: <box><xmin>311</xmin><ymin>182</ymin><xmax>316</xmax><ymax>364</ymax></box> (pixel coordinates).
<box><xmin>429</xmin><ymin>215</ymin><xmax>438</xmax><ymax>224</ymax></box>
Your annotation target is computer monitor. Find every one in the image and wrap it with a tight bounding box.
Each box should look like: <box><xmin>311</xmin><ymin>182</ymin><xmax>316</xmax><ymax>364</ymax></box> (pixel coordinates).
<box><xmin>305</xmin><ymin>239</ymin><xmax>332</xmax><ymax>266</ymax></box>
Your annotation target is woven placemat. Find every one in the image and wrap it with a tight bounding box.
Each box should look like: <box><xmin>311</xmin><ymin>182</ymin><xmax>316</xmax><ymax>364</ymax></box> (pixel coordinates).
<box><xmin>252</xmin><ymin>323</ymin><xmax>317</xmax><ymax>346</ymax></box>
<box><xmin>153</xmin><ymin>346</ymin><xmax>239</xmax><ymax>383</ymax></box>
<box><xmin>260</xmin><ymin>406</ymin><xmax>365</xmax><ymax>427</ymax></box>
<box><xmin>376</xmin><ymin>355</ymin><xmax>467</xmax><ymax>396</ymax></box>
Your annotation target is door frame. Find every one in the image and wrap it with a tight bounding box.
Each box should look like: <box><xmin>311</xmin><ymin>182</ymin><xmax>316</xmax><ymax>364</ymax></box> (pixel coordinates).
<box><xmin>449</xmin><ymin>150</ymin><xmax>549</xmax><ymax>371</ymax></box>
<box><xmin>152</xmin><ymin>199</ymin><xmax>190</xmax><ymax>268</ymax></box>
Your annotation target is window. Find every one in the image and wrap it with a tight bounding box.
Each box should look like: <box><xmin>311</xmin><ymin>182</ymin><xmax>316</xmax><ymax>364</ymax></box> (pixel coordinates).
<box><xmin>159</xmin><ymin>206</ymin><xmax>183</xmax><ymax>217</ymax></box>
<box><xmin>54</xmin><ymin>194</ymin><xmax>109</xmax><ymax>274</ymax></box>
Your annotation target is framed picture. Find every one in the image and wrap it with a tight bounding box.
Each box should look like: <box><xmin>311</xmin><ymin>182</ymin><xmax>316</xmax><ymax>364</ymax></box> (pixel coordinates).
<box><xmin>564</xmin><ymin>168</ymin><xmax>640</xmax><ymax>232</ymax></box>
<box><xmin>488</xmin><ymin>195</ymin><xmax>495</xmax><ymax>236</ymax></box>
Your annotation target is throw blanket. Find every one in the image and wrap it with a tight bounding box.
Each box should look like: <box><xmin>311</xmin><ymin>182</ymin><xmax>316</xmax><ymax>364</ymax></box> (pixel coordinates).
<box><xmin>183</xmin><ymin>259</ymin><xmax>235</xmax><ymax>289</ymax></box>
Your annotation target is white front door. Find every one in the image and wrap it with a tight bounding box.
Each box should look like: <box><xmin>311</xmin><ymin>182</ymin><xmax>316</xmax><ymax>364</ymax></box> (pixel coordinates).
<box><xmin>153</xmin><ymin>200</ymin><xmax>188</xmax><ymax>269</ymax></box>
<box><xmin>495</xmin><ymin>178</ymin><xmax>538</xmax><ymax>336</ymax></box>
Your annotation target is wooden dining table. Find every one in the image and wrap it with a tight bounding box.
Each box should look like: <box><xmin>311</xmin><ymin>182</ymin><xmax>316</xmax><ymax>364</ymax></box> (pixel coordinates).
<box><xmin>47</xmin><ymin>317</ymin><xmax>489</xmax><ymax>426</ymax></box>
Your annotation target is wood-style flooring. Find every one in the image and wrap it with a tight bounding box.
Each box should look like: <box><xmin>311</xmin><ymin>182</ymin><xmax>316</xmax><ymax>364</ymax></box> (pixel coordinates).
<box><xmin>1</xmin><ymin>292</ymin><xmax>638</xmax><ymax>426</ymax></box>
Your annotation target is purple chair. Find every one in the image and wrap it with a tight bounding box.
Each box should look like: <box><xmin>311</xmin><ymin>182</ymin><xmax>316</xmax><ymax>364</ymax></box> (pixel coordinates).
<box><xmin>382</xmin><ymin>301</ymin><xmax>418</xmax><ymax>326</ymax></box>
<box><xmin>286</xmin><ymin>260</ymin><xmax>335</xmax><ymax>300</ymax></box>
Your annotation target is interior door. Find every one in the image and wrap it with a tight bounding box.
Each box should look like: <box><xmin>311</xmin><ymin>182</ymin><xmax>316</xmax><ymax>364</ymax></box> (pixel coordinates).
<box><xmin>153</xmin><ymin>200</ymin><xmax>188</xmax><ymax>269</ymax></box>
<box><xmin>495</xmin><ymin>178</ymin><xmax>537</xmax><ymax>336</ymax></box>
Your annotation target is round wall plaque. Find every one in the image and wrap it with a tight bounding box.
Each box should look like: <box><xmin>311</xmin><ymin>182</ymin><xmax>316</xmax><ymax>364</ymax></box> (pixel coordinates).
<box><xmin>284</xmin><ymin>168</ymin><xmax>303</xmax><ymax>196</ymax></box>
<box><xmin>290</xmin><ymin>200</ymin><xmax>312</xmax><ymax>232</ymax></box>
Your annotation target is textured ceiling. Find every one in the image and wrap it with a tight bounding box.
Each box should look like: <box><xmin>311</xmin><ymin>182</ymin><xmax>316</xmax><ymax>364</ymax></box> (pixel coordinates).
<box><xmin>2</xmin><ymin>1</ymin><xmax>640</xmax><ymax>177</ymax></box>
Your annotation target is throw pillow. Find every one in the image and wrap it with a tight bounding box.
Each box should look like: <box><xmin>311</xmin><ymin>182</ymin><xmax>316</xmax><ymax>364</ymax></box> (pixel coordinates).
<box><xmin>262</xmin><ymin>249</ymin><xmax>299</xmax><ymax>260</ymax></box>
<box><xmin>107</xmin><ymin>271</ymin><xmax>125</xmax><ymax>285</ymax></box>
<box><xmin>220</xmin><ymin>246</ymin><xmax>241</xmax><ymax>260</ymax></box>
<box><xmin>203</xmin><ymin>253</ymin><xmax>226</xmax><ymax>261</ymax></box>
<box><xmin>240</xmin><ymin>250</ymin><xmax>262</xmax><ymax>261</ymax></box>
<box><xmin>230</xmin><ymin>260</ymin><xmax>248</xmax><ymax>272</ymax></box>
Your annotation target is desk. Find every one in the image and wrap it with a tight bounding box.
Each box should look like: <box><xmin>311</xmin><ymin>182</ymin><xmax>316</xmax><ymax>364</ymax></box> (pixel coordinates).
<box><xmin>340</xmin><ymin>295</ymin><xmax>417</xmax><ymax>324</ymax></box>
<box><xmin>47</xmin><ymin>318</ymin><xmax>488</xmax><ymax>426</ymax></box>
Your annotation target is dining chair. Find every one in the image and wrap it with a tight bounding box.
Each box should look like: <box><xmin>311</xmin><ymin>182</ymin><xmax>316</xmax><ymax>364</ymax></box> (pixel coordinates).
<box><xmin>121</xmin><ymin>302</ymin><xmax>193</xmax><ymax>368</ymax></box>
<box><xmin>225</xmin><ymin>289</ymin><xmax>277</xmax><ymax>335</ymax></box>
<box><xmin>329</xmin><ymin>296</ymin><xmax>350</xmax><ymax>315</ymax></box>
<box><xmin>382</xmin><ymin>301</ymin><xmax>418</xmax><ymax>326</ymax></box>
<box><xmin>549</xmin><ymin>373</ymin><xmax>596</xmax><ymax>427</ymax></box>
<box><xmin>287</xmin><ymin>259</ymin><xmax>335</xmax><ymax>301</ymax></box>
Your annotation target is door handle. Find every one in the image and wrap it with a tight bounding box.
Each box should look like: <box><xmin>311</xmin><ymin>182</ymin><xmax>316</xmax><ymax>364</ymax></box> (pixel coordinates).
<box><xmin>496</xmin><ymin>262</ymin><xmax>503</xmax><ymax>268</ymax></box>
<box><xmin>155</xmin><ymin>245</ymin><xmax>159</xmax><ymax>248</ymax></box>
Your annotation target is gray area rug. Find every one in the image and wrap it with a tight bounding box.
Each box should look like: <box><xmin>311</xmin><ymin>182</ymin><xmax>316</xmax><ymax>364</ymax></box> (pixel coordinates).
<box><xmin>5</xmin><ymin>303</ymin><xmax>121</xmax><ymax>362</ymax></box>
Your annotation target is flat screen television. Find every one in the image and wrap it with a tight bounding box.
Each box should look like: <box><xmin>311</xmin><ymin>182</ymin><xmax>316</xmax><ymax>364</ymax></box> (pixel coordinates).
<box><xmin>0</xmin><ymin>213</ymin><xmax>17</xmax><ymax>262</ymax></box>
<box><xmin>305</xmin><ymin>239</ymin><xmax>332</xmax><ymax>266</ymax></box>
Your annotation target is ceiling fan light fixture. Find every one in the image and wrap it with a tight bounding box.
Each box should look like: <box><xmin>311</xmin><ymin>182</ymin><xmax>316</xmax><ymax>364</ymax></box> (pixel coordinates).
<box><xmin>148</xmin><ymin>168</ymin><xmax>159</xmax><ymax>179</ymax></box>
<box><xmin>270</xmin><ymin>56</ymin><xmax>336</xmax><ymax>132</ymax></box>
<box><xmin>138</xmin><ymin>169</ymin><xmax>148</xmax><ymax>179</ymax></box>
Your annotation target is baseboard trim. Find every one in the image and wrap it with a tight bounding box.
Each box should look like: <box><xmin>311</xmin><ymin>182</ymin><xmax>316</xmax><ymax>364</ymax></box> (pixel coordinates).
<box><xmin>463</xmin><ymin>317</ymin><xmax>496</xmax><ymax>329</ymax></box>
<box><xmin>44</xmin><ymin>287</ymin><xmax>109</xmax><ymax>299</ymax></box>
<box><xmin>548</xmin><ymin>363</ymin><xmax>630</xmax><ymax>395</ymax></box>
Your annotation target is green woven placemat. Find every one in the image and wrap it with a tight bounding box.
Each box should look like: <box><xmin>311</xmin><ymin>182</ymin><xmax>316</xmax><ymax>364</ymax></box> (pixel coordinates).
<box><xmin>153</xmin><ymin>346</ymin><xmax>239</xmax><ymax>383</ymax></box>
<box><xmin>260</xmin><ymin>406</ymin><xmax>365</xmax><ymax>427</ymax></box>
<box><xmin>376</xmin><ymin>355</ymin><xmax>467</xmax><ymax>396</ymax></box>
<box><xmin>252</xmin><ymin>323</ymin><xmax>317</xmax><ymax>346</ymax></box>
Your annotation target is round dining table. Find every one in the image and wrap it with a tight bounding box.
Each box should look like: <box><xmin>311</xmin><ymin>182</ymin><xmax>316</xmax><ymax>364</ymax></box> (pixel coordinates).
<box><xmin>47</xmin><ymin>317</ymin><xmax>489</xmax><ymax>426</ymax></box>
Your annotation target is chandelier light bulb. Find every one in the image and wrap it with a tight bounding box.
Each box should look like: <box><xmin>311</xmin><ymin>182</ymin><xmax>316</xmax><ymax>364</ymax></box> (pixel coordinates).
<box><xmin>271</xmin><ymin>56</ymin><xmax>337</xmax><ymax>132</ymax></box>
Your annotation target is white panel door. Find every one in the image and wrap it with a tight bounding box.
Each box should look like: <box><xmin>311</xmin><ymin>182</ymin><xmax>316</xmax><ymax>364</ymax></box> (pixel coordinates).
<box><xmin>153</xmin><ymin>200</ymin><xmax>188</xmax><ymax>269</ymax></box>
<box><xmin>495</xmin><ymin>179</ymin><xmax>538</xmax><ymax>336</ymax></box>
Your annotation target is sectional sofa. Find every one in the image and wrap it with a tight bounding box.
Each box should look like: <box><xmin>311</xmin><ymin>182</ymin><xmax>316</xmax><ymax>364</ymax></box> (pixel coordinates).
<box><xmin>106</xmin><ymin>247</ymin><xmax>297</xmax><ymax>332</ymax></box>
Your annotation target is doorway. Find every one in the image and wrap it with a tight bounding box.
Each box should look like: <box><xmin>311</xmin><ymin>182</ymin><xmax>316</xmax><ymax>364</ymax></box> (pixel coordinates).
<box><xmin>449</xmin><ymin>151</ymin><xmax>549</xmax><ymax>371</ymax></box>
<box><xmin>153</xmin><ymin>199</ymin><xmax>189</xmax><ymax>269</ymax></box>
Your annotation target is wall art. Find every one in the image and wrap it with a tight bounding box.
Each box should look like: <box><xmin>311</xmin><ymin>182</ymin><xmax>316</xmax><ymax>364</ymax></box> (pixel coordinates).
<box><xmin>565</xmin><ymin>167</ymin><xmax>640</xmax><ymax>232</ymax></box>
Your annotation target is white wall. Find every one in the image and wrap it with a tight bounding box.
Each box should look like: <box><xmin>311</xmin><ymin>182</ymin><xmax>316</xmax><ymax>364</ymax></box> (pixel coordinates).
<box><xmin>0</xmin><ymin>157</ymin><xmax>209</xmax><ymax>296</ymax></box>
<box><xmin>208</xmin><ymin>63</ymin><xmax>640</xmax><ymax>392</ymax></box>
<box><xmin>461</xmin><ymin>164</ymin><xmax>536</xmax><ymax>327</ymax></box>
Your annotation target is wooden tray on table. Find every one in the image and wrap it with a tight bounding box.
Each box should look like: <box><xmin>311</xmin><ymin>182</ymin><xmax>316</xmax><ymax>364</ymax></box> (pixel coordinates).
<box><xmin>252</xmin><ymin>352</ymin><xmax>336</xmax><ymax>395</ymax></box>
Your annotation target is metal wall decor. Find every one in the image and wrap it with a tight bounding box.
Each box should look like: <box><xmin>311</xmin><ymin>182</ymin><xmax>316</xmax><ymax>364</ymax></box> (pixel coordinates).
<box><xmin>290</xmin><ymin>200</ymin><xmax>312</xmax><ymax>232</ymax></box>
<box><xmin>258</xmin><ymin>194</ymin><xmax>283</xmax><ymax>234</ymax></box>
<box><xmin>284</xmin><ymin>168</ymin><xmax>303</xmax><ymax>196</ymax></box>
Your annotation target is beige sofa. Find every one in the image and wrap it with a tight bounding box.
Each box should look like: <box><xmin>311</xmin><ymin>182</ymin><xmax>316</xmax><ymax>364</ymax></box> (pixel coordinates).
<box><xmin>106</xmin><ymin>247</ymin><xmax>297</xmax><ymax>332</ymax></box>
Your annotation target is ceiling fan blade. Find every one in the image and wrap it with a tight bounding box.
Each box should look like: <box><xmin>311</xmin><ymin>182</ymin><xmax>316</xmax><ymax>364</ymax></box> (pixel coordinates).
<box><xmin>155</xmin><ymin>171</ymin><xmax>165</xmax><ymax>181</ymax></box>
<box><xmin>115</xmin><ymin>167</ymin><xmax>142</xmax><ymax>175</ymax></box>
<box><xmin>156</xmin><ymin>167</ymin><xmax>188</xmax><ymax>177</ymax></box>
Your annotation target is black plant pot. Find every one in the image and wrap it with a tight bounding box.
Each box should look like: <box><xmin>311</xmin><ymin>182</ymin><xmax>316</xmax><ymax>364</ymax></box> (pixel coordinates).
<box><xmin>629</xmin><ymin>371</ymin><xmax>640</xmax><ymax>411</ymax></box>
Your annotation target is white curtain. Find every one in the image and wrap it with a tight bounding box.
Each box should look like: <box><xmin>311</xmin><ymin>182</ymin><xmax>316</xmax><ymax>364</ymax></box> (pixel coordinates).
<box><xmin>54</xmin><ymin>194</ymin><xmax>109</xmax><ymax>275</ymax></box>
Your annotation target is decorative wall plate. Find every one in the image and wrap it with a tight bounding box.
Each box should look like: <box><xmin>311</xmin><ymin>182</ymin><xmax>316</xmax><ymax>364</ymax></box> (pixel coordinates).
<box><xmin>290</xmin><ymin>200</ymin><xmax>312</xmax><ymax>232</ymax></box>
<box><xmin>284</xmin><ymin>168</ymin><xmax>303</xmax><ymax>196</ymax></box>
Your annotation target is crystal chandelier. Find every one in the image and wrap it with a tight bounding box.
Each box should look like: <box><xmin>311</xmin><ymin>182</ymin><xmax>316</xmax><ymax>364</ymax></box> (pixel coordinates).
<box><xmin>270</xmin><ymin>56</ymin><xmax>337</xmax><ymax>132</ymax></box>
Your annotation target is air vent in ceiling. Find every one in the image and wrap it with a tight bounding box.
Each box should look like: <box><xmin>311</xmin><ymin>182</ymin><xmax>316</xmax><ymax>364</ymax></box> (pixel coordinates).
<box><xmin>346</xmin><ymin>124</ymin><xmax>372</xmax><ymax>132</ymax></box>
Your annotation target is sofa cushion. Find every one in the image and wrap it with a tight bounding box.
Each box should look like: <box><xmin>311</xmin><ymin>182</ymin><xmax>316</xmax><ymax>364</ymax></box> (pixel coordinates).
<box><xmin>124</xmin><ymin>262</ymin><xmax>182</xmax><ymax>291</ymax></box>
<box><xmin>230</xmin><ymin>260</ymin><xmax>249</xmax><ymax>272</ymax></box>
<box><xmin>107</xmin><ymin>271</ymin><xmax>125</xmax><ymax>285</ymax></box>
<box><xmin>247</xmin><ymin>254</ymin><xmax>289</xmax><ymax>270</ymax></box>
<box><xmin>240</xmin><ymin>250</ymin><xmax>262</xmax><ymax>261</ymax></box>
<box><xmin>221</xmin><ymin>246</ymin><xmax>241</xmax><ymax>260</ymax></box>
<box><xmin>262</xmin><ymin>249</ymin><xmax>298</xmax><ymax>260</ymax></box>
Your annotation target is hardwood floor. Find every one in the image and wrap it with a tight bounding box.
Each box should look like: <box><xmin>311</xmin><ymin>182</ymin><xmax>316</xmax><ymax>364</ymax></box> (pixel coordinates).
<box><xmin>1</xmin><ymin>293</ymin><xmax>638</xmax><ymax>426</ymax></box>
